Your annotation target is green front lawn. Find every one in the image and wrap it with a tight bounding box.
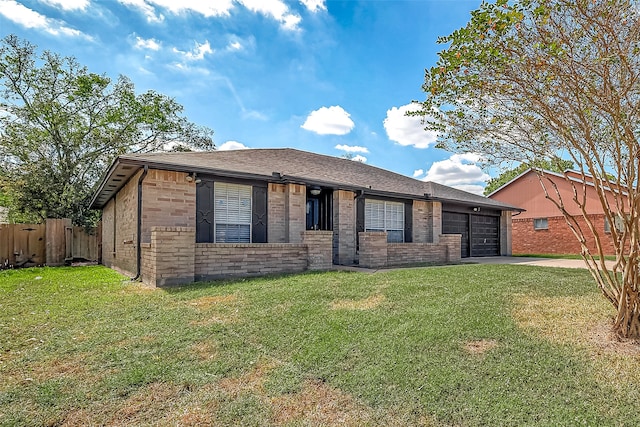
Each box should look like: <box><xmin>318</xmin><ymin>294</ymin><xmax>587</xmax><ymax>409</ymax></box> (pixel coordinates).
<box><xmin>1</xmin><ymin>265</ymin><xmax>638</xmax><ymax>426</ymax></box>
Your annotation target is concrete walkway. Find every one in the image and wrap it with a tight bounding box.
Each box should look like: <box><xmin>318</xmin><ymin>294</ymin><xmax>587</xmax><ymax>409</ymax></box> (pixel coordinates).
<box><xmin>464</xmin><ymin>256</ymin><xmax>613</xmax><ymax>270</ymax></box>
<box><xmin>335</xmin><ymin>256</ymin><xmax>613</xmax><ymax>274</ymax></box>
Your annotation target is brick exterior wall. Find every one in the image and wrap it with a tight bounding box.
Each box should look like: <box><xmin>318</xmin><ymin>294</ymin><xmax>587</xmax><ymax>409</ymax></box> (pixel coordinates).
<box><xmin>358</xmin><ymin>232</ymin><xmax>387</xmax><ymax>268</ymax></box>
<box><xmin>413</xmin><ymin>200</ymin><xmax>430</xmax><ymax>243</ymax></box>
<box><xmin>358</xmin><ymin>231</ymin><xmax>462</xmax><ymax>268</ymax></box>
<box><xmin>438</xmin><ymin>234</ymin><xmax>462</xmax><ymax>263</ymax></box>
<box><xmin>301</xmin><ymin>231</ymin><xmax>333</xmax><ymax>270</ymax></box>
<box><xmin>101</xmin><ymin>166</ymin><xmax>506</xmax><ymax>286</ymax></box>
<box><xmin>333</xmin><ymin>190</ymin><xmax>356</xmax><ymax>265</ymax></box>
<box><xmin>101</xmin><ymin>169</ymin><xmax>140</xmax><ymax>276</ymax></box>
<box><xmin>141</xmin><ymin>170</ymin><xmax>195</xmax><ymax>243</ymax></box>
<box><xmin>431</xmin><ymin>201</ymin><xmax>442</xmax><ymax>244</ymax></box>
<box><xmin>268</xmin><ymin>183</ymin><xmax>287</xmax><ymax>243</ymax></box>
<box><xmin>512</xmin><ymin>214</ymin><xmax>618</xmax><ymax>255</ymax></box>
<box><xmin>142</xmin><ymin>226</ymin><xmax>195</xmax><ymax>287</ymax></box>
<box><xmin>286</xmin><ymin>183</ymin><xmax>306</xmax><ymax>243</ymax></box>
<box><xmin>138</xmin><ymin>229</ymin><xmax>333</xmax><ymax>286</ymax></box>
<box><xmin>500</xmin><ymin>211</ymin><xmax>512</xmax><ymax>256</ymax></box>
<box><xmin>194</xmin><ymin>243</ymin><xmax>307</xmax><ymax>280</ymax></box>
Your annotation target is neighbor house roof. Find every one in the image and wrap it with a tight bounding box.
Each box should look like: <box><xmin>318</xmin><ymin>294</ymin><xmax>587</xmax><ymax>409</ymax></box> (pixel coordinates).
<box><xmin>90</xmin><ymin>148</ymin><xmax>522</xmax><ymax>211</ymax></box>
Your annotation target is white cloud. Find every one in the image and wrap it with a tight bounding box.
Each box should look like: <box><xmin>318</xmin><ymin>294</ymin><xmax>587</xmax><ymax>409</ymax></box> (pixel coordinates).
<box><xmin>238</xmin><ymin>0</ymin><xmax>301</xmax><ymax>31</ymax></box>
<box><xmin>172</xmin><ymin>40</ymin><xmax>213</xmax><ymax>61</ymax></box>
<box><xmin>351</xmin><ymin>154</ymin><xmax>367</xmax><ymax>163</ymax></box>
<box><xmin>117</xmin><ymin>0</ymin><xmax>164</xmax><ymax>22</ymax></box>
<box><xmin>422</xmin><ymin>153</ymin><xmax>490</xmax><ymax>195</ymax></box>
<box><xmin>119</xmin><ymin>0</ymin><xmax>234</xmax><ymax>21</ymax></box>
<box><xmin>383</xmin><ymin>102</ymin><xmax>438</xmax><ymax>149</ymax></box>
<box><xmin>0</xmin><ymin>0</ymin><xmax>86</xmax><ymax>37</ymax></box>
<box><xmin>218</xmin><ymin>141</ymin><xmax>249</xmax><ymax>151</ymax></box>
<box><xmin>228</xmin><ymin>41</ymin><xmax>243</xmax><ymax>51</ymax></box>
<box><xmin>412</xmin><ymin>169</ymin><xmax>424</xmax><ymax>178</ymax></box>
<box><xmin>300</xmin><ymin>0</ymin><xmax>326</xmax><ymax>12</ymax></box>
<box><xmin>301</xmin><ymin>105</ymin><xmax>355</xmax><ymax>135</ymax></box>
<box><xmin>335</xmin><ymin>144</ymin><xmax>368</xmax><ymax>153</ymax></box>
<box><xmin>134</xmin><ymin>36</ymin><xmax>161</xmax><ymax>50</ymax></box>
<box><xmin>169</xmin><ymin>62</ymin><xmax>210</xmax><ymax>75</ymax></box>
<box><xmin>40</xmin><ymin>0</ymin><xmax>89</xmax><ymax>10</ymax></box>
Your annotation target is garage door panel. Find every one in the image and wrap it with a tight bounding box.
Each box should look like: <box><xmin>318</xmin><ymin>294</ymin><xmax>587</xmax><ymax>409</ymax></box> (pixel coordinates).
<box><xmin>443</xmin><ymin>212</ymin><xmax>469</xmax><ymax>258</ymax></box>
<box><xmin>470</xmin><ymin>215</ymin><xmax>499</xmax><ymax>257</ymax></box>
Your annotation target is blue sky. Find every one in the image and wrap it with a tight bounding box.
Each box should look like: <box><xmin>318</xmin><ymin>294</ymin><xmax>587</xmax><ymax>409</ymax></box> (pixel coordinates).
<box><xmin>0</xmin><ymin>0</ymin><xmax>492</xmax><ymax>194</ymax></box>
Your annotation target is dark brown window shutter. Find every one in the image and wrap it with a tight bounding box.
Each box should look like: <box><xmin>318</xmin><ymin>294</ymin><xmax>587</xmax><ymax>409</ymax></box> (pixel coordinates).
<box><xmin>404</xmin><ymin>200</ymin><xmax>413</xmax><ymax>243</ymax></box>
<box><xmin>196</xmin><ymin>180</ymin><xmax>214</xmax><ymax>243</ymax></box>
<box><xmin>252</xmin><ymin>185</ymin><xmax>268</xmax><ymax>243</ymax></box>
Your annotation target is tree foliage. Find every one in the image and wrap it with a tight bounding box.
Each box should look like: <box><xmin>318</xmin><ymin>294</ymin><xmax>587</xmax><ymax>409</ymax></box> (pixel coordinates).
<box><xmin>420</xmin><ymin>0</ymin><xmax>640</xmax><ymax>338</ymax></box>
<box><xmin>483</xmin><ymin>158</ymin><xmax>574</xmax><ymax>195</ymax></box>
<box><xmin>0</xmin><ymin>35</ymin><xmax>214</xmax><ymax>226</ymax></box>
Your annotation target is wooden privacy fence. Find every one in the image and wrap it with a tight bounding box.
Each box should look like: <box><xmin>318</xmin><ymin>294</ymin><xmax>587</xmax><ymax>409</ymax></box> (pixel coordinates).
<box><xmin>0</xmin><ymin>219</ymin><xmax>101</xmax><ymax>268</ymax></box>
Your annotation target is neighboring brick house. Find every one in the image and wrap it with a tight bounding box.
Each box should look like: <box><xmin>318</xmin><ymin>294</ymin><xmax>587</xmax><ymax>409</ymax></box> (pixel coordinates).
<box><xmin>488</xmin><ymin>168</ymin><xmax>626</xmax><ymax>255</ymax></box>
<box><xmin>91</xmin><ymin>148</ymin><xmax>520</xmax><ymax>287</ymax></box>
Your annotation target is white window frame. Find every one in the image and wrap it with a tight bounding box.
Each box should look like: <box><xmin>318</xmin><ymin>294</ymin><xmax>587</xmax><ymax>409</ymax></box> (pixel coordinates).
<box><xmin>365</xmin><ymin>199</ymin><xmax>404</xmax><ymax>243</ymax></box>
<box><xmin>214</xmin><ymin>182</ymin><xmax>252</xmax><ymax>243</ymax></box>
<box><xmin>533</xmin><ymin>218</ymin><xmax>548</xmax><ymax>230</ymax></box>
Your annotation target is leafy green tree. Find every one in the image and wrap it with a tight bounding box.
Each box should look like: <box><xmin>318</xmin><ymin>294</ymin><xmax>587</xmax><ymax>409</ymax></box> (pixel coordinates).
<box><xmin>0</xmin><ymin>35</ymin><xmax>214</xmax><ymax>226</ymax></box>
<box><xmin>484</xmin><ymin>158</ymin><xmax>574</xmax><ymax>195</ymax></box>
<box><xmin>420</xmin><ymin>0</ymin><xmax>640</xmax><ymax>338</ymax></box>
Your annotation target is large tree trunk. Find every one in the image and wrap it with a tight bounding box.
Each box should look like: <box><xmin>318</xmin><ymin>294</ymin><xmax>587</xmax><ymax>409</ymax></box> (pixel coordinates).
<box><xmin>614</xmin><ymin>280</ymin><xmax>640</xmax><ymax>339</ymax></box>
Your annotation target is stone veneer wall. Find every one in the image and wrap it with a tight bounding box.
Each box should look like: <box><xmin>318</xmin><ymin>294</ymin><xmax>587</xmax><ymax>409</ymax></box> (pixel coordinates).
<box><xmin>358</xmin><ymin>231</ymin><xmax>461</xmax><ymax>269</ymax></box>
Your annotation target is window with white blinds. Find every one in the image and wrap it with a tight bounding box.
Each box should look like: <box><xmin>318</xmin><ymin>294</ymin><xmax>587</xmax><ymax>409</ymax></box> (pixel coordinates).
<box><xmin>365</xmin><ymin>199</ymin><xmax>404</xmax><ymax>243</ymax></box>
<box><xmin>214</xmin><ymin>182</ymin><xmax>252</xmax><ymax>243</ymax></box>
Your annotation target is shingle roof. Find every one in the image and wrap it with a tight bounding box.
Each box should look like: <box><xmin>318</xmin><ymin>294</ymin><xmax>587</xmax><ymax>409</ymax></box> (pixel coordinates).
<box><xmin>90</xmin><ymin>148</ymin><xmax>521</xmax><ymax>211</ymax></box>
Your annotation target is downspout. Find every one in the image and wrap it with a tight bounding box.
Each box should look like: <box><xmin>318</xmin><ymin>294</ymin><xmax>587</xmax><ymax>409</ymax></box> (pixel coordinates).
<box><xmin>132</xmin><ymin>165</ymin><xmax>149</xmax><ymax>281</ymax></box>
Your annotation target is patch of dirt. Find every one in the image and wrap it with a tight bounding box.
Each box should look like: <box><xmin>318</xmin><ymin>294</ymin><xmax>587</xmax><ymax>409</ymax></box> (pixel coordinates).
<box><xmin>463</xmin><ymin>339</ymin><xmax>498</xmax><ymax>355</ymax></box>
<box><xmin>186</xmin><ymin>294</ymin><xmax>241</xmax><ymax>325</ymax></box>
<box><xmin>190</xmin><ymin>340</ymin><xmax>218</xmax><ymax>361</ymax></box>
<box><xmin>110</xmin><ymin>382</ymin><xmax>183</xmax><ymax>425</ymax></box>
<box><xmin>588</xmin><ymin>321</ymin><xmax>640</xmax><ymax>357</ymax></box>
<box><xmin>218</xmin><ymin>360</ymin><xmax>278</xmax><ymax>397</ymax></box>
<box><xmin>511</xmin><ymin>293</ymin><xmax>640</xmax><ymax>356</ymax></box>
<box><xmin>270</xmin><ymin>379</ymin><xmax>375</xmax><ymax>426</ymax></box>
<box><xmin>330</xmin><ymin>294</ymin><xmax>385</xmax><ymax>310</ymax></box>
<box><xmin>511</xmin><ymin>294</ymin><xmax>609</xmax><ymax>345</ymax></box>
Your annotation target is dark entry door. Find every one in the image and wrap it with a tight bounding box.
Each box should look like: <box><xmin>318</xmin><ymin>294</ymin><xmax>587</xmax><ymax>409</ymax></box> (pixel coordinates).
<box><xmin>442</xmin><ymin>212</ymin><xmax>470</xmax><ymax>258</ymax></box>
<box><xmin>470</xmin><ymin>215</ymin><xmax>499</xmax><ymax>257</ymax></box>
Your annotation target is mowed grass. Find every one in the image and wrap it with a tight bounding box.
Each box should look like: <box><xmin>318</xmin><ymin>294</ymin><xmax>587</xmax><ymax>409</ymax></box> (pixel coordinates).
<box><xmin>1</xmin><ymin>264</ymin><xmax>639</xmax><ymax>426</ymax></box>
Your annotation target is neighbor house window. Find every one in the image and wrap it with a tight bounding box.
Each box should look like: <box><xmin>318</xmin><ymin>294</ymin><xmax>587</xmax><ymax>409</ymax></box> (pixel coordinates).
<box><xmin>533</xmin><ymin>218</ymin><xmax>548</xmax><ymax>230</ymax></box>
<box><xmin>604</xmin><ymin>214</ymin><xmax>625</xmax><ymax>234</ymax></box>
<box><xmin>365</xmin><ymin>199</ymin><xmax>404</xmax><ymax>243</ymax></box>
<box><xmin>214</xmin><ymin>182</ymin><xmax>252</xmax><ymax>243</ymax></box>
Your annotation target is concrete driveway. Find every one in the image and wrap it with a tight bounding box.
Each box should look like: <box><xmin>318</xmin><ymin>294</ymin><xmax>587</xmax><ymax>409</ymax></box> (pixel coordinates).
<box><xmin>465</xmin><ymin>256</ymin><xmax>614</xmax><ymax>270</ymax></box>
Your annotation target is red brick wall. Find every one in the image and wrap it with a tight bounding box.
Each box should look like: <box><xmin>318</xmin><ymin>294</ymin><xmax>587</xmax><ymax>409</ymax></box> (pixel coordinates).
<box><xmin>512</xmin><ymin>214</ymin><xmax>618</xmax><ymax>255</ymax></box>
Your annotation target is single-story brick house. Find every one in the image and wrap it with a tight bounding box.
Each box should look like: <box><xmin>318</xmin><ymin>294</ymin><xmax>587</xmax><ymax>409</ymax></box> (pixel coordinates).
<box><xmin>488</xmin><ymin>168</ymin><xmax>626</xmax><ymax>255</ymax></box>
<box><xmin>90</xmin><ymin>148</ymin><xmax>521</xmax><ymax>286</ymax></box>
